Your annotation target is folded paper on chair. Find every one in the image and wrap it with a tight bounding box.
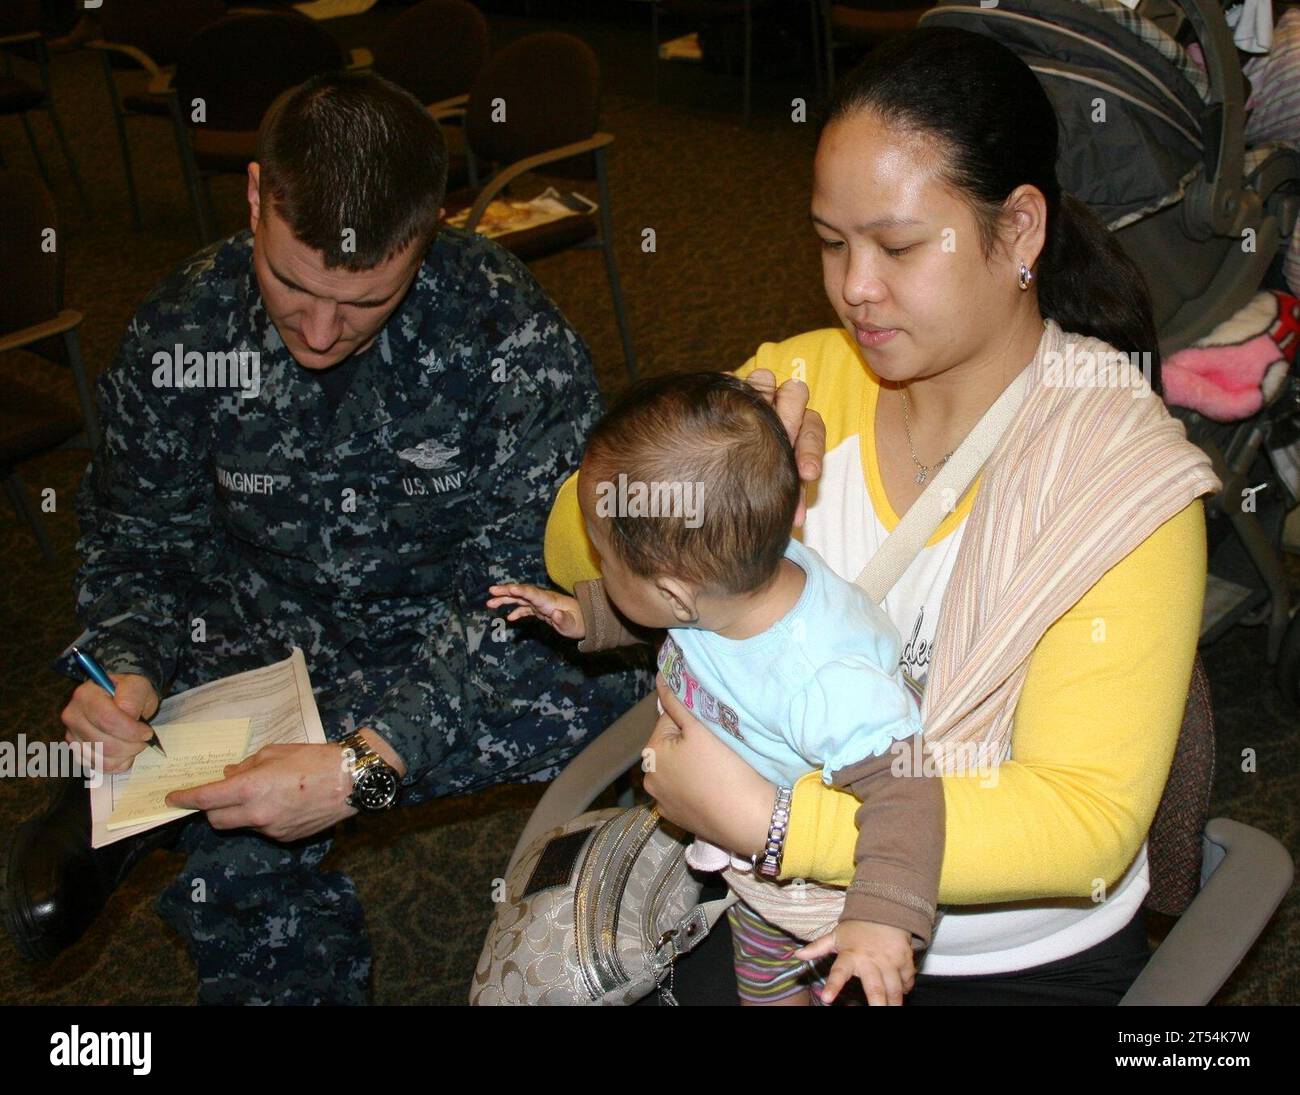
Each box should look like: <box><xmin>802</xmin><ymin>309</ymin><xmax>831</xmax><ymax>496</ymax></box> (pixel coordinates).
<box><xmin>90</xmin><ymin>649</ymin><xmax>327</xmax><ymax>848</ymax></box>
<box><xmin>445</xmin><ymin>188</ymin><xmax>598</xmax><ymax>239</ymax></box>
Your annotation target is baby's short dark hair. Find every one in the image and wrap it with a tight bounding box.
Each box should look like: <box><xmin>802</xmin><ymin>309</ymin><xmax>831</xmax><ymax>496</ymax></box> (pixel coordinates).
<box><xmin>582</xmin><ymin>371</ymin><xmax>800</xmax><ymax>596</ymax></box>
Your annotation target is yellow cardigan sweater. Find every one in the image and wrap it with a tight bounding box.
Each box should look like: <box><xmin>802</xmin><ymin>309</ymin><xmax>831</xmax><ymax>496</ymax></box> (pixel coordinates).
<box><xmin>543</xmin><ymin>329</ymin><xmax>1206</xmax><ymax>906</ymax></box>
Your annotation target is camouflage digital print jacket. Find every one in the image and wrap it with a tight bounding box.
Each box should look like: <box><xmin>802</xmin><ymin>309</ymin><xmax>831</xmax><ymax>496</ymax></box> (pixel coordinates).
<box><xmin>69</xmin><ymin>226</ymin><xmax>626</xmax><ymax>793</ymax></box>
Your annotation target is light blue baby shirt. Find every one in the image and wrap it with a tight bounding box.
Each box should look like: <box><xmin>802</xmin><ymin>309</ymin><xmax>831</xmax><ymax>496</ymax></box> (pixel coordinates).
<box><xmin>658</xmin><ymin>537</ymin><xmax>922</xmax><ymax>787</ymax></box>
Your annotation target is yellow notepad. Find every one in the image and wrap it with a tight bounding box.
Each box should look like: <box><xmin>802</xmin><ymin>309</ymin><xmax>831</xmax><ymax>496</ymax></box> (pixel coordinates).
<box><xmin>106</xmin><ymin>718</ymin><xmax>253</xmax><ymax>831</ymax></box>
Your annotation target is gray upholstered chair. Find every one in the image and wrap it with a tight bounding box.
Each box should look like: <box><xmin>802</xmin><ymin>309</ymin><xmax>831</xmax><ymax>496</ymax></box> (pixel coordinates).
<box><xmin>433</xmin><ymin>33</ymin><xmax>638</xmax><ymax>380</ymax></box>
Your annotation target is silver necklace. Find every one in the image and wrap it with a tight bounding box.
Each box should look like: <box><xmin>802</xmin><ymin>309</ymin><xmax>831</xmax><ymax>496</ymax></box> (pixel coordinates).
<box><xmin>901</xmin><ymin>388</ymin><xmax>954</xmax><ymax>485</ymax></box>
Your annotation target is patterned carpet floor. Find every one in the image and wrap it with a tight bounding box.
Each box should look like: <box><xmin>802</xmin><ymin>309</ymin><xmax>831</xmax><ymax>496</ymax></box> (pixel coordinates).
<box><xmin>0</xmin><ymin>4</ymin><xmax>1294</xmax><ymax>1005</ymax></box>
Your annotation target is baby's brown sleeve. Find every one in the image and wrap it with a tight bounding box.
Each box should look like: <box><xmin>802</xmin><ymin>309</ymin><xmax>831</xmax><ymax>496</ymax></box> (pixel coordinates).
<box><xmin>830</xmin><ymin>735</ymin><xmax>945</xmax><ymax>949</ymax></box>
<box><xmin>574</xmin><ymin>578</ymin><xmax>660</xmax><ymax>653</ymax></box>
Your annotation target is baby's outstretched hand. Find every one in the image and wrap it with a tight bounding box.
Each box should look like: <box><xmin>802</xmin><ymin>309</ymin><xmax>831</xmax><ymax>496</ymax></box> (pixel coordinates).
<box><xmin>487</xmin><ymin>583</ymin><xmax>586</xmax><ymax>640</ymax></box>
<box><xmin>793</xmin><ymin>920</ymin><xmax>915</xmax><ymax>1006</ymax></box>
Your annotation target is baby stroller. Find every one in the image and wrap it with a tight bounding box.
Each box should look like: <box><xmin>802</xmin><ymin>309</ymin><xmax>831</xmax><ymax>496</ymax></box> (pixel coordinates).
<box><xmin>486</xmin><ymin>0</ymin><xmax>1294</xmax><ymax>1006</ymax></box>
<box><xmin>919</xmin><ymin>0</ymin><xmax>1300</xmax><ymax>699</ymax></box>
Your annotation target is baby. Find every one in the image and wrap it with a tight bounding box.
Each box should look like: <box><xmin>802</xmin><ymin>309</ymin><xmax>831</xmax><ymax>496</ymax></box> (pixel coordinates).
<box><xmin>488</xmin><ymin>371</ymin><xmax>943</xmax><ymax>1005</ymax></box>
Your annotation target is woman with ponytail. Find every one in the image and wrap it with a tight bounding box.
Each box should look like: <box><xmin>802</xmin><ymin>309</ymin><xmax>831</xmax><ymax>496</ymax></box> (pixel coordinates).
<box><xmin>545</xmin><ymin>26</ymin><xmax>1219</xmax><ymax>1005</ymax></box>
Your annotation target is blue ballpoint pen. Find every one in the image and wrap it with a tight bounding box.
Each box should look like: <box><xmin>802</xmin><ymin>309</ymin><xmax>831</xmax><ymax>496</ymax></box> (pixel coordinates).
<box><xmin>70</xmin><ymin>646</ymin><xmax>168</xmax><ymax>757</ymax></box>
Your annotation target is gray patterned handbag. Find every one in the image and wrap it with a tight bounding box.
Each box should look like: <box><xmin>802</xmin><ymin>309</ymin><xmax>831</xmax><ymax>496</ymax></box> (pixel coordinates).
<box><xmin>469</xmin><ymin>804</ymin><xmax>733</xmax><ymax>1005</ymax></box>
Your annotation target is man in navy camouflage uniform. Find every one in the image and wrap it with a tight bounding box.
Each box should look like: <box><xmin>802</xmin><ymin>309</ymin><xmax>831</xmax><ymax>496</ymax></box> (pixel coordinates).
<box><xmin>4</xmin><ymin>70</ymin><xmax>649</xmax><ymax>1003</ymax></box>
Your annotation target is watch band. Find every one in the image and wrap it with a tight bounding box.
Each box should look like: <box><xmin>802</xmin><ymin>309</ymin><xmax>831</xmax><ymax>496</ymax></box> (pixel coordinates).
<box><xmin>340</xmin><ymin>731</ymin><xmax>398</xmax><ymax>811</ymax></box>
<box><xmin>755</xmin><ymin>786</ymin><xmax>793</xmax><ymax>878</ymax></box>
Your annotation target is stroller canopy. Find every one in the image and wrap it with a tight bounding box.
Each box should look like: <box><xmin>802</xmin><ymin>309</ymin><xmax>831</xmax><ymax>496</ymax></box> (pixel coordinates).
<box><xmin>921</xmin><ymin>0</ymin><xmax>1210</xmax><ymax>228</ymax></box>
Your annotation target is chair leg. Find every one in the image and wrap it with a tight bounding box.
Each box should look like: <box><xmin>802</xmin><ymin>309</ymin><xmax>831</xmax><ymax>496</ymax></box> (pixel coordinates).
<box><xmin>99</xmin><ymin>51</ymin><xmax>141</xmax><ymax>230</ymax></box>
<box><xmin>44</xmin><ymin>101</ymin><xmax>93</xmax><ymax>219</ymax></box>
<box><xmin>168</xmin><ymin>96</ymin><xmax>214</xmax><ymax>245</ymax></box>
<box><xmin>602</xmin><ymin>234</ymin><xmax>637</xmax><ymax>382</ymax></box>
<box><xmin>596</xmin><ymin>150</ymin><xmax>637</xmax><ymax>381</ymax></box>
<box><xmin>3</xmin><ymin>471</ymin><xmax>56</xmax><ymax>564</ymax></box>
<box><xmin>743</xmin><ymin>0</ymin><xmax>753</xmax><ymax>126</ymax></box>
<box><xmin>63</xmin><ymin>330</ymin><xmax>100</xmax><ymax>452</ymax></box>
<box><xmin>650</xmin><ymin>3</ymin><xmax>659</xmax><ymax>104</ymax></box>
<box><xmin>18</xmin><ymin>113</ymin><xmax>52</xmax><ymax>187</ymax></box>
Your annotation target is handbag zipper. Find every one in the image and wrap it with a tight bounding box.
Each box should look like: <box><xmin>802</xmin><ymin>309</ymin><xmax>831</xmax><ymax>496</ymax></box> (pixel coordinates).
<box><xmin>573</xmin><ymin>806</ymin><xmax>661</xmax><ymax>997</ymax></box>
<box><xmin>643</xmin><ymin>843</ymin><xmax>687</xmax><ymax>955</ymax></box>
<box><xmin>595</xmin><ymin>807</ymin><xmax>660</xmax><ymax>987</ymax></box>
<box><xmin>573</xmin><ymin>813</ymin><xmax>621</xmax><ymax>1001</ymax></box>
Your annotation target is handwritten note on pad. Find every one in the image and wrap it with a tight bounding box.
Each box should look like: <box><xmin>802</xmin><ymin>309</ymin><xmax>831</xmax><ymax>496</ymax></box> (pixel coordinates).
<box><xmin>106</xmin><ymin>718</ymin><xmax>252</xmax><ymax>831</ymax></box>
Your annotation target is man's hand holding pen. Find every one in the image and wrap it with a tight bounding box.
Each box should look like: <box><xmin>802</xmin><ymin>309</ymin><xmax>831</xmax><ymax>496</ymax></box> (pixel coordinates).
<box><xmin>61</xmin><ymin>670</ymin><xmax>160</xmax><ymax>776</ymax></box>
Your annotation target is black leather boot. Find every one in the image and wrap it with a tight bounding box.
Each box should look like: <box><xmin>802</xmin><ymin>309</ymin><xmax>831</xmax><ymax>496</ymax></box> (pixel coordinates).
<box><xmin>3</xmin><ymin>776</ymin><xmax>184</xmax><ymax>961</ymax></box>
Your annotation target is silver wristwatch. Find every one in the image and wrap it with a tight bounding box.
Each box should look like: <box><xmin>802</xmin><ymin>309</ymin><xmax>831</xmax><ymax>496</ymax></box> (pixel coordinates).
<box><xmin>340</xmin><ymin>732</ymin><xmax>400</xmax><ymax>813</ymax></box>
<box><xmin>755</xmin><ymin>786</ymin><xmax>793</xmax><ymax>878</ymax></box>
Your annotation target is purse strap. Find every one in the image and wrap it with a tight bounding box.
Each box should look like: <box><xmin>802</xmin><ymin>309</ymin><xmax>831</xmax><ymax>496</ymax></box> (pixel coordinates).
<box><xmin>852</xmin><ymin>365</ymin><xmax>1032</xmax><ymax>606</ymax></box>
<box><xmin>701</xmin><ymin>893</ymin><xmax>740</xmax><ymax>926</ymax></box>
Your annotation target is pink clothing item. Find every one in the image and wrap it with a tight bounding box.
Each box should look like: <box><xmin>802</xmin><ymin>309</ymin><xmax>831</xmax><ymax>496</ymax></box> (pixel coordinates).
<box><xmin>1162</xmin><ymin>291</ymin><xmax>1299</xmax><ymax>421</ymax></box>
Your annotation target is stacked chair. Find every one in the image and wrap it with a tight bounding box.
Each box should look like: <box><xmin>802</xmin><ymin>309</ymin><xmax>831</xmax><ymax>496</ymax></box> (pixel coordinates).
<box><xmin>0</xmin><ymin>172</ymin><xmax>97</xmax><ymax>563</ymax></box>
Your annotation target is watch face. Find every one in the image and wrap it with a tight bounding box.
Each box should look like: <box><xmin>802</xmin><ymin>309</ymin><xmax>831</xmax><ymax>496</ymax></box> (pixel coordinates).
<box><xmin>355</xmin><ymin>765</ymin><xmax>399</xmax><ymax>811</ymax></box>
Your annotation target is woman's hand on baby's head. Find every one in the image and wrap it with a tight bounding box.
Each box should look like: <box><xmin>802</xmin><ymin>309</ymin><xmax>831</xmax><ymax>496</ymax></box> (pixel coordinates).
<box><xmin>794</xmin><ymin>920</ymin><xmax>915</xmax><ymax>1006</ymax></box>
<box><xmin>486</xmin><ymin>583</ymin><xmax>586</xmax><ymax>640</ymax></box>
<box><xmin>743</xmin><ymin>368</ymin><xmax>825</xmax><ymax>528</ymax></box>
